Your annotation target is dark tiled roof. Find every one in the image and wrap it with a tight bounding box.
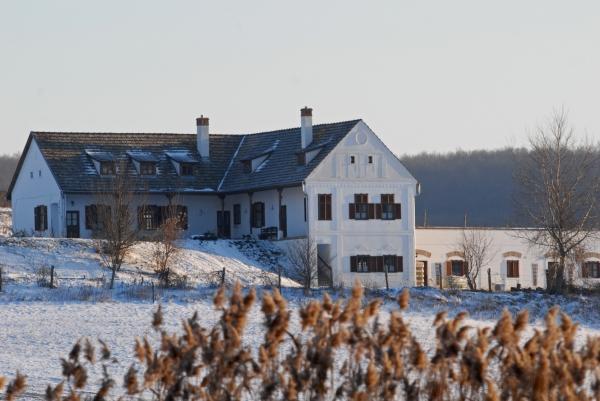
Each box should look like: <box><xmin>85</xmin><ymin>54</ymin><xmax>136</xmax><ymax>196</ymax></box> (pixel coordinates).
<box><xmin>10</xmin><ymin>120</ymin><xmax>360</xmax><ymax>197</ymax></box>
<box><xmin>31</xmin><ymin>132</ymin><xmax>242</xmax><ymax>194</ymax></box>
<box><xmin>219</xmin><ymin>120</ymin><xmax>360</xmax><ymax>193</ymax></box>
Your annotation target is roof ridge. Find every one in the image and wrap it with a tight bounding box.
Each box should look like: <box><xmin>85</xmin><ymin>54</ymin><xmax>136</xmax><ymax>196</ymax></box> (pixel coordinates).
<box><xmin>30</xmin><ymin>119</ymin><xmax>362</xmax><ymax>138</ymax></box>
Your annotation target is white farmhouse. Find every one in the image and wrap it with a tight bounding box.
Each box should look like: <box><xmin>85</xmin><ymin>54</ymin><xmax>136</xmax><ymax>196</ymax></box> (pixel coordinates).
<box><xmin>7</xmin><ymin>108</ymin><xmax>419</xmax><ymax>287</ymax></box>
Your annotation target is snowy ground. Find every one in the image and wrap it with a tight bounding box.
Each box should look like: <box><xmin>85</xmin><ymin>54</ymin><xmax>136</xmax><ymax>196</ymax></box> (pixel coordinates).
<box><xmin>1</xmin><ymin>288</ymin><xmax>599</xmax><ymax>395</ymax></box>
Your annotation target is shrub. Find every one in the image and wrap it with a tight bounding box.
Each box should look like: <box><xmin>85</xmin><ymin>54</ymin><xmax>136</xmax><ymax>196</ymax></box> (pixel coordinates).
<box><xmin>3</xmin><ymin>282</ymin><xmax>600</xmax><ymax>401</ymax></box>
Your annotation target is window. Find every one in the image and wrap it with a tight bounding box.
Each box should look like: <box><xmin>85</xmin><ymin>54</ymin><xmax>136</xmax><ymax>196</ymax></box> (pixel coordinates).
<box><xmin>351</xmin><ymin>194</ymin><xmax>369</xmax><ymax>220</ymax></box>
<box><xmin>583</xmin><ymin>261</ymin><xmax>600</xmax><ymax>278</ymax></box>
<box><xmin>233</xmin><ymin>204</ymin><xmax>241</xmax><ymax>225</ymax></box>
<box><xmin>532</xmin><ymin>264</ymin><xmax>538</xmax><ymax>287</ymax></box>
<box><xmin>139</xmin><ymin>206</ymin><xmax>159</xmax><ymax>230</ymax></box>
<box><xmin>303</xmin><ymin>197</ymin><xmax>307</xmax><ymax>222</ymax></box>
<box><xmin>34</xmin><ymin>205</ymin><xmax>48</xmax><ymax>231</ymax></box>
<box><xmin>384</xmin><ymin>255</ymin><xmax>400</xmax><ymax>273</ymax></box>
<box><xmin>38</xmin><ymin>170</ymin><xmax>42</xmax><ymax>177</ymax></box>
<box><xmin>251</xmin><ymin>202</ymin><xmax>265</xmax><ymax>228</ymax></box>
<box><xmin>447</xmin><ymin>260</ymin><xmax>466</xmax><ymax>276</ymax></box>
<box><xmin>350</xmin><ymin>255</ymin><xmax>403</xmax><ymax>273</ymax></box>
<box><xmin>85</xmin><ymin>205</ymin><xmax>111</xmax><ymax>231</ymax></box>
<box><xmin>242</xmin><ymin>160</ymin><xmax>251</xmax><ymax>173</ymax></box>
<box><xmin>100</xmin><ymin>161</ymin><xmax>116</xmax><ymax>175</ymax></box>
<box><xmin>318</xmin><ymin>194</ymin><xmax>332</xmax><ymax>220</ymax></box>
<box><xmin>368</xmin><ymin>155</ymin><xmax>373</xmax><ymax>164</ymax></box>
<box><xmin>140</xmin><ymin>162</ymin><xmax>156</xmax><ymax>175</ymax></box>
<box><xmin>180</xmin><ymin>163</ymin><xmax>194</xmax><ymax>176</ymax></box>
<box><xmin>350</xmin><ymin>155</ymin><xmax>355</xmax><ymax>164</ymax></box>
<box><xmin>380</xmin><ymin>194</ymin><xmax>395</xmax><ymax>220</ymax></box>
<box><xmin>297</xmin><ymin>153</ymin><xmax>306</xmax><ymax>166</ymax></box>
<box><xmin>507</xmin><ymin>260</ymin><xmax>519</xmax><ymax>278</ymax></box>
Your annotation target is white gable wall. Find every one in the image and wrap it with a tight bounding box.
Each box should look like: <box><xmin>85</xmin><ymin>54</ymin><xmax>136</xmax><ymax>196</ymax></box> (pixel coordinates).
<box><xmin>306</xmin><ymin>121</ymin><xmax>418</xmax><ymax>287</ymax></box>
<box><xmin>11</xmin><ymin>139</ymin><xmax>64</xmax><ymax>237</ymax></box>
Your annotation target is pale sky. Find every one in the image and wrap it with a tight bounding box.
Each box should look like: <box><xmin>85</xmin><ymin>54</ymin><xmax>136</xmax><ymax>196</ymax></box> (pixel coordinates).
<box><xmin>1</xmin><ymin>0</ymin><xmax>599</xmax><ymax>156</ymax></box>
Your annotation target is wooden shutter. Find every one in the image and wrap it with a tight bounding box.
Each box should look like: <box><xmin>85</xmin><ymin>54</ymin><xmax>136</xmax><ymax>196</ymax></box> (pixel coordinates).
<box><xmin>446</xmin><ymin>261</ymin><xmax>452</xmax><ymax>276</ymax></box>
<box><xmin>394</xmin><ymin>203</ymin><xmax>402</xmax><ymax>219</ymax></box>
<box><xmin>368</xmin><ymin>256</ymin><xmax>375</xmax><ymax>273</ymax></box>
<box><xmin>350</xmin><ymin>256</ymin><xmax>357</xmax><ymax>272</ymax></box>
<box><xmin>85</xmin><ymin>205</ymin><xmax>95</xmax><ymax>229</ymax></box>
<box><xmin>397</xmin><ymin>256</ymin><xmax>403</xmax><ymax>272</ymax></box>
<box><xmin>260</xmin><ymin>202</ymin><xmax>265</xmax><ymax>227</ymax></box>
<box><xmin>349</xmin><ymin>203</ymin><xmax>355</xmax><ymax>219</ymax></box>
<box><xmin>462</xmin><ymin>261</ymin><xmax>468</xmax><ymax>276</ymax></box>
<box><xmin>514</xmin><ymin>261</ymin><xmax>519</xmax><ymax>277</ymax></box>
<box><xmin>368</xmin><ymin>204</ymin><xmax>375</xmax><ymax>219</ymax></box>
<box><xmin>137</xmin><ymin>206</ymin><xmax>144</xmax><ymax>229</ymax></box>
<box><xmin>582</xmin><ymin>263</ymin><xmax>589</xmax><ymax>278</ymax></box>
<box><xmin>376</xmin><ymin>256</ymin><xmax>384</xmax><ymax>272</ymax></box>
<box><xmin>375</xmin><ymin>204</ymin><xmax>382</xmax><ymax>219</ymax></box>
<box><xmin>34</xmin><ymin>207</ymin><xmax>40</xmax><ymax>231</ymax></box>
<box><xmin>41</xmin><ymin>206</ymin><xmax>47</xmax><ymax>230</ymax></box>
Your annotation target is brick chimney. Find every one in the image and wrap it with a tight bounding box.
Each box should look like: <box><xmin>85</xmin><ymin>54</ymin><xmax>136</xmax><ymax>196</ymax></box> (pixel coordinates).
<box><xmin>196</xmin><ymin>115</ymin><xmax>209</xmax><ymax>158</ymax></box>
<box><xmin>301</xmin><ymin>107</ymin><xmax>313</xmax><ymax>149</ymax></box>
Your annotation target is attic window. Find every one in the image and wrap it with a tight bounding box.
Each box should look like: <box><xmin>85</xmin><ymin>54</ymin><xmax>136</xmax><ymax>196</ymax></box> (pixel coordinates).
<box><xmin>350</xmin><ymin>155</ymin><xmax>355</xmax><ymax>164</ymax></box>
<box><xmin>368</xmin><ymin>156</ymin><xmax>373</xmax><ymax>164</ymax></box>
<box><xmin>140</xmin><ymin>162</ymin><xmax>156</xmax><ymax>176</ymax></box>
<box><xmin>297</xmin><ymin>153</ymin><xmax>306</xmax><ymax>166</ymax></box>
<box><xmin>180</xmin><ymin>163</ymin><xmax>194</xmax><ymax>176</ymax></box>
<box><xmin>242</xmin><ymin>160</ymin><xmax>251</xmax><ymax>173</ymax></box>
<box><xmin>100</xmin><ymin>161</ymin><xmax>116</xmax><ymax>175</ymax></box>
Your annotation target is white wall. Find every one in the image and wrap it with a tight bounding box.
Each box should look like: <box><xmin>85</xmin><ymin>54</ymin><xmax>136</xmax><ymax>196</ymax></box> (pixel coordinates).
<box><xmin>11</xmin><ymin>139</ymin><xmax>64</xmax><ymax>237</ymax></box>
<box><xmin>306</xmin><ymin>121</ymin><xmax>418</xmax><ymax>288</ymax></box>
<box><xmin>416</xmin><ymin>228</ymin><xmax>551</xmax><ymax>290</ymax></box>
<box><xmin>65</xmin><ymin>193</ymin><xmax>222</xmax><ymax>239</ymax></box>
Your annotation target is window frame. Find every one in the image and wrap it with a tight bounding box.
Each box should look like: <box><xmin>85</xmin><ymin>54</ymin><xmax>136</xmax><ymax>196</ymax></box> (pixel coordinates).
<box><xmin>34</xmin><ymin>205</ymin><xmax>48</xmax><ymax>231</ymax></box>
<box><xmin>451</xmin><ymin>260</ymin><xmax>465</xmax><ymax>276</ymax></box>
<box><xmin>251</xmin><ymin>202</ymin><xmax>265</xmax><ymax>228</ymax></box>
<box><xmin>318</xmin><ymin>194</ymin><xmax>332</xmax><ymax>221</ymax></box>
<box><xmin>583</xmin><ymin>261</ymin><xmax>600</xmax><ymax>279</ymax></box>
<box><xmin>507</xmin><ymin>260</ymin><xmax>520</xmax><ymax>278</ymax></box>
<box><xmin>100</xmin><ymin>161</ymin><xmax>116</xmax><ymax>175</ymax></box>
<box><xmin>139</xmin><ymin>162</ymin><xmax>156</xmax><ymax>176</ymax></box>
<box><xmin>354</xmin><ymin>194</ymin><xmax>369</xmax><ymax>220</ymax></box>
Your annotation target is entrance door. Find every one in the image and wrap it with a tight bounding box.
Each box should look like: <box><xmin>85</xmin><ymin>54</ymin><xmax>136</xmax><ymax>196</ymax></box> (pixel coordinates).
<box><xmin>217</xmin><ymin>211</ymin><xmax>231</xmax><ymax>238</ymax></box>
<box><xmin>279</xmin><ymin>205</ymin><xmax>287</xmax><ymax>238</ymax></box>
<box><xmin>66</xmin><ymin>211</ymin><xmax>80</xmax><ymax>238</ymax></box>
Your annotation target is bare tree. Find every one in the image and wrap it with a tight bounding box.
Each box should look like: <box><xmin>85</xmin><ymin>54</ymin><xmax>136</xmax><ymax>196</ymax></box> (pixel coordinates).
<box><xmin>457</xmin><ymin>228</ymin><xmax>494</xmax><ymax>290</ymax></box>
<box><xmin>287</xmin><ymin>236</ymin><xmax>318</xmax><ymax>294</ymax></box>
<box><xmin>152</xmin><ymin>204</ymin><xmax>182</xmax><ymax>287</ymax></box>
<box><xmin>93</xmin><ymin>161</ymin><xmax>141</xmax><ymax>290</ymax></box>
<box><xmin>515</xmin><ymin>109</ymin><xmax>600</xmax><ymax>293</ymax></box>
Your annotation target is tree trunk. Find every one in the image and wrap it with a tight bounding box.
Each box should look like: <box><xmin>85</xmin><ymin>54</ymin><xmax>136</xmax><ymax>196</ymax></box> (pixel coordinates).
<box><xmin>487</xmin><ymin>268</ymin><xmax>492</xmax><ymax>292</ymax></box>
<box><xmin>384</xmin><ymin>265</ymin><xmax>389</xmax><ymax>291</ymax></box>
<box><xmin>110</xmin><ymin>267</ymin><xmax>116</xmax><ymax>290</ymax></box>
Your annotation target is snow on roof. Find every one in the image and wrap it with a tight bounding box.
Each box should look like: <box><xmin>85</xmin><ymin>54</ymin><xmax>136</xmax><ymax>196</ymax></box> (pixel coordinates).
<box><xmin>165</xmin><ymin>151</ymin><xmax>200</xmax><ymax>163</ymax></box>
<box><xmin>126</xmin><ymin>150</ymin><xmax>159</xmax><ymax>162</ymax></box>
<box><xmin>85</xmin><ymin>150</ymin><xmax>115</xmax><ymax>162</ymax></box>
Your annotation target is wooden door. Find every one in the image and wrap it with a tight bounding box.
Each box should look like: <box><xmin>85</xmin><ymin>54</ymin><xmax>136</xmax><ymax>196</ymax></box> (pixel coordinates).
<box><xmin>217</xmin><ymin>211</ymin><xmax>231</xmax><ymax>238</ymax></box>
<box><xmin>66</xmin><ymin>211</ymin><xmax>80</xmax><ymax>238</ymax></box>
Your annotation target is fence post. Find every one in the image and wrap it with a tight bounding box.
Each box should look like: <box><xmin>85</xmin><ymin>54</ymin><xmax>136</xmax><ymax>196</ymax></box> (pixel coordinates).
<box><xmin>488</xmin><ymin>268</ymin><xmax>492</xmax><ymax>292</ymax></box>
<box><xmin>278</xmin><ymin>268</ymin><xmax>282</xmax><ymax>291</ymax></box>
<box><xmin>152</xmin><ymin>282</ymin><xmax>155</xmax><ymax>304</ymax></box>
<box><xmin>50</xmin><ymin>265</ymin><xmax>55</xmax><ymax>289</ymax></box>
<box><xmin>221</xmin><ymin>267</ymin><xmax>226</xmax><ymax>286</ymax></box>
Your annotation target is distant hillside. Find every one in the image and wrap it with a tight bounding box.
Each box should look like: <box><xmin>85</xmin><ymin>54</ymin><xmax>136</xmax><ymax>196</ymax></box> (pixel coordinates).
<box><xmin>401</xmin><ymin>148</ymin><xmax>527</xmax><ymax>227</ymax></box>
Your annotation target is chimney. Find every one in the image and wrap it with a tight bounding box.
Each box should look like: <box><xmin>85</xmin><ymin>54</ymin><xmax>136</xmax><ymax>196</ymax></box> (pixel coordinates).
<box><xmin>196</xmin><ymin>115</ymin><xmax>209</xmax><ymax>158</ymax></box>
<box><xmin>300</xmin><ymin>107</ymin><xmax>313</xmax><ymax>149</ymax></box>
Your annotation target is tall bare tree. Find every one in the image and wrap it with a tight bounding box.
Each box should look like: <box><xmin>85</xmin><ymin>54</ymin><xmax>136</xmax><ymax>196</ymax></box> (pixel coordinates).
<box><xmin>92</xmin><ymin>161</ymin><xmax>141</xmax><ymax>289</ymax></box>
<box><xmin>515</xmin><ymin>109</ymin><xmax>600</xmax><ymax>293</ymax></box>
<box><xmin>457</xmin><ymin>228</ymin><xmax>494</xmax><ymax>290</ymax></box>
<box><xmin>287</xmin><ymin>236</ymin><xmax>318</xmax><ymax>294</ymax></box>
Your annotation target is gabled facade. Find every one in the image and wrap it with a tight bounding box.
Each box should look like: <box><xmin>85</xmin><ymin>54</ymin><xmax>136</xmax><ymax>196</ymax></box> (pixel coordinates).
<box><xmin>7</xmin><ymin>108</ymin><xmax>419</xmax><ymax>287</ymax></box>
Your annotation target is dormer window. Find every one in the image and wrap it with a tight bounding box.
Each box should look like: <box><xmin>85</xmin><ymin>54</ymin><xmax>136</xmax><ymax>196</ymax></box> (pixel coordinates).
<box><xmin>140</xmin><ymin>162</ymin><xmax>156</xmax><ymax>176</ymax></box>
<box><xmin>241</xmin><ymin>152</ymin><xmax>271</xmax><ymax>173</ymax></box>
<box><xmin>180</xmin><ymin>163</ymin><xmax>194</xmax><ymax>176</ymax></box>
<box><xmin>100</xmin><ymin>161</ymin><xmax>116</xmax><ymax>175</ymax></box>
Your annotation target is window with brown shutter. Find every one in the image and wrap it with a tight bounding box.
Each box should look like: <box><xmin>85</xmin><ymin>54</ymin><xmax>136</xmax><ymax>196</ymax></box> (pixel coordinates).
<box><xmin>507</xmin><ymin>260</ymin><xmax>519</xmax><ymax>278</ymax></box>
<box><xmin>349</xmin><ymin>203</ymin><xmax>356</xmax><ymax>219</ymax></box>
<box><xmin>397</xmin><ymin>256</ymin><xmax>404</xmax><ymax>272</ymax></box>
<box><xmin>381</xmin><ymin>194</ymin><xmax>395</xmax><ymax>220</ymax></box>
<box><xmin>233</xmin><ymin>204</ymin><xmax>241</xmax><ymax>225</ymax></box>
<box><xmin>356</xmin><ymin>255</ymin><xmax>369</xmax><ymax>272</ymax></box>
<box><xmin>318</xmin><ymin>194</ymin><xmax>332</xmax><ymax>220</ymax></box>
<box><xmin>368</xmin><ymin>204</ymin><xmax>375</xmax><ymax>219</ymax></box>
<box><xmin>584</xmin><ymin>261</ymin><xmax>600</xmax><ymax>278</ymax></box>
<box><xmin>450</xmin><ymin>260</ymin><xmax>465</xmax><ymax>276</ymax></box>
<box><xmin>354</xmin><ymin>194</ymin><xmax>369</xmax><ymax>220</ymax></box>
<box><xmin>394</xmin><ymin>203</ymin><xmax>402</xmax><ymax>220</ymax></box>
